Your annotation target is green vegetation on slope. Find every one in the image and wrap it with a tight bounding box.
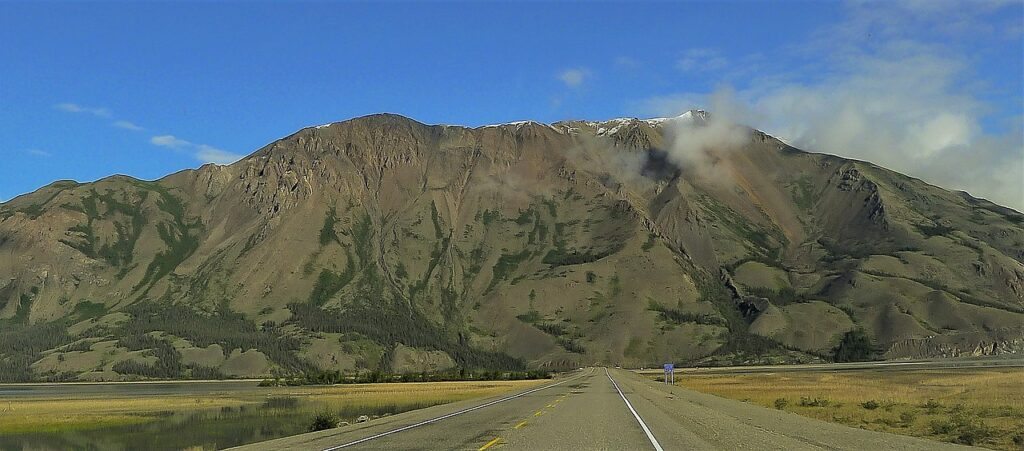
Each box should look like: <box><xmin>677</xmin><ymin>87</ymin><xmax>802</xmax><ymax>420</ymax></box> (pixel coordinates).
<box><xmin>133</xmin><ymin>184</ymin><xmax>202</xmax><ymax>295</ymax></box>
<box><xmin>289</xmin><ymin>299</ymin><xmax>522</xmax><ymax>371</ymax></box>
<box><xmin>59</xmin><ymin>189</ymin><xmax>149</xmax><ymax>274</ymax></box>
<box><xmin>117</xmin><ymin>301</ymin><xmax>312</xmax><ymax>375</ymax></box>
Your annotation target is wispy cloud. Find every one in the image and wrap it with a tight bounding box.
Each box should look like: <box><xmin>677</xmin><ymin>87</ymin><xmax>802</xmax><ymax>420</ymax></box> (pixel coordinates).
<box><xmin>150</xmin><ymin>135</ymin><xmax>241</xmax><ymax>165</ymax></box>
<box><xmin>113</xmin><ymin>120</ymin><xmax>144</xmax><ymax>131</ymax></box>
<box><xmin>558</xmin><ymin>67</ymin><xmax>590</xmax><ymax>88</ymax></box>
<box><xmin>614</xmin><ymin>56</ymin><xmax>640</xmax><ymax>70</ymax></box>
<box><xmin>676</xmin><ymin>48</ymin><xmax>728</xmax><ymax>73</ymax></box>
<box><xmin>54</xmin><ymin>102</ymin><xmax>112</xmax><ymax>118</ymax></box>
<box><xmin>53</xmin><ymin>101</ymin><xmax>238</xmax><ymax>165</ymax></box>
<box><xmin>150</xmin><ymin>134</ymin><xmax>192</xmax><ymax>149</ymax></box>
<box><xmin>195</xmin><ymin>145</ymin><xmax>243</xmax><ymax>165</ymax></box>
<box><xmin>24</xmin><ymin>148</ymin><xmax>52</xmax><ymax>158</ymax></box>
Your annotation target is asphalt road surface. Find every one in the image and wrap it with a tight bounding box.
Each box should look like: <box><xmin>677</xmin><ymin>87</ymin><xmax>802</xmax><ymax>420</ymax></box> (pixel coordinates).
<box><xmin>236</xmin><ymin>368</ymin><xmax>971</xmax><ymax>450</ymax></box>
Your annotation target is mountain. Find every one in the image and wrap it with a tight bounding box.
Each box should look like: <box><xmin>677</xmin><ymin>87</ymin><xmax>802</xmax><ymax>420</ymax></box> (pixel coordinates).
<box><xmin>2</xmin><ymin>112</ymin><xmax>1022</xmax><ymax>382</ymax></box>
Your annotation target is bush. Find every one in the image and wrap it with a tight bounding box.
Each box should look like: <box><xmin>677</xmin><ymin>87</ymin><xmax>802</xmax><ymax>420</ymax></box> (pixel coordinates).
<box><xmin>774</xmin><ymin>398</ymin><xmax>789</xmax><ymax>410</ymax></box>
<box><xmin>861</xmin><ymin>400</ymin><xmax>880</xmax><ymax>410</ymax></box>
<box><xmin>921</xmin><ymin>399</ymin><xmax>942</xmax><ymax>412</ymax></box>
<box><xmin>900</xmin><ymin>411</ymin><xmax>916</xmax><ymax>425</ymax></box>
<box><xmin>955</xmin><ymin>420</ymin><xmax>992</xmax><ymax>445</ymax></box>
<box><xmin>309</xmin><ymin>411</ymin><xmax>339</xmax><ymax>431</ymax></box>
<box><xmin>798</xmin><ymin>397</ymin><xmax>831</xmax><ymax>407</ymax></box>
<box><xmin>929</xmin><ymin>413</ymin><xmax>993</xmax><ymax>446</ymax></box>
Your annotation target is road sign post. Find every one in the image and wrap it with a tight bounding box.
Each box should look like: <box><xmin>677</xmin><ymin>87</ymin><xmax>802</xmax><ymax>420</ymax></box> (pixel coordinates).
<box><xmin>663</xmin><ymin>363</ymin><xmax>674</xmax><ymax>384</ymax></box>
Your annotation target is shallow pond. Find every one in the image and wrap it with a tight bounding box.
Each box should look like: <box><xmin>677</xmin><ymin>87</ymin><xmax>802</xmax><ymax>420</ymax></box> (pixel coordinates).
<box><xmin>0</xmin><ymin>381</ymin><xmax>458</xmax><ymax>450</ymax></box>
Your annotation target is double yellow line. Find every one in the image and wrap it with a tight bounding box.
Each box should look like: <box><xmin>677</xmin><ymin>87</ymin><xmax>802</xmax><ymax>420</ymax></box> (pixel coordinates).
<box><xmin>471</xmin><ymin>369</ymin><xmax>588</xmax><ymax>451</ymax></box>
<box><xmin>478</xmin><ymin>437</ymin><xmax>502</xmax><ymax>451</ymax></box>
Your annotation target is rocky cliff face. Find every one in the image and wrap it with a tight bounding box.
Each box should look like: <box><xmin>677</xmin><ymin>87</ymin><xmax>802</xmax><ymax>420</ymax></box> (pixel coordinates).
<box><xmin>1</xmin><ymin>113</ymin><xmax>1022</xmax><ymax>381</ymax></box>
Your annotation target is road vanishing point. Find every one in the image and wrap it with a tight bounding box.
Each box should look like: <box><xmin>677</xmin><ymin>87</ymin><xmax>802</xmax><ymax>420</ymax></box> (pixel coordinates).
<box><xmin>234</xmin><ymin>367</ymin><xmax>979</xmax><ymax>450</ymax></box>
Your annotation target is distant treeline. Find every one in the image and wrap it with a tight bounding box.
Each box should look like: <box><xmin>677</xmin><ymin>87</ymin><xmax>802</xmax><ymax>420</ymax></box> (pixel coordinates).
<box><xmin>258</xmin><ymin>368</ymin><xmax>553</xmax><ymax>386</ymax></box>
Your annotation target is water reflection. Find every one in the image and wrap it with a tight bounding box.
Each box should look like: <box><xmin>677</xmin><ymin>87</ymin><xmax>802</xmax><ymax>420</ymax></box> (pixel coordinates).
<box><xmin>0</xmin><ymin>383</ymin><xmax>444</xmax><ymax>451</ymax></box>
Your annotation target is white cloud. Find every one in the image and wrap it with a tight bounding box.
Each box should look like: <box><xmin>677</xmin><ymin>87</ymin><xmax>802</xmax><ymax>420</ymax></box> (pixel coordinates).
<box><xmin>661</xmin><ymin>88</ymin><xmax>753</xmax><ymax>182</ymax></box>
<box><xmin>676</xmin><ymin>48</ymin><xmax>728</xmax><ymax>73</ymax></box>
<box><xmin>150</xmin><ymin>134</ymin><xmax>191</xmax><ymax>149</ymax></box>
<box><xmin>614</xmin><ymin>56</ymin><xmax>640</xmax><ymax>70</ymax></box>
<box><xmin>195</xmin><ymin>145</ymin><xmax>243</xmax><ymax>165</ymax></box>
<box><xmin>558</xmin><ymin>67</ymin><xmax>589</xmax><ymax>88</ymax></box>
<box><xmin>113</xmin><ymin>120</ymin><xmax>144</xmax><ymax>131</ymax></box>
<box><xmin>636</xmin><ymin>2</ymin><xmax>1024</xmax><ymax>211</ymax></box>
<box><xmin>150</xmin><ymin>135</ymin><xmax>241</xmax><ymax>165</ymax></box>
<box><xmin>25</xmin><ymin>148</ymin><xmax>52</xmax><ymax>157</ymax></box>
<box><xmin>54</xmin><ymin>102</ymin><xmax>111</xmax><ymax>118</ymax></box>
<box><xmin>52</xmin><ymin>101</ymin><xmax>239</xmax><ymax>167</ymax></box>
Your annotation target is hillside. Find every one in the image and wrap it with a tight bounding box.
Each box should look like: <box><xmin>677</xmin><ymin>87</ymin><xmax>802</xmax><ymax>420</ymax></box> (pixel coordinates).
<box><xmin>1</xmin><ymin>112</ymin><xmax>1022</xmax><ymax>382</ymax></box>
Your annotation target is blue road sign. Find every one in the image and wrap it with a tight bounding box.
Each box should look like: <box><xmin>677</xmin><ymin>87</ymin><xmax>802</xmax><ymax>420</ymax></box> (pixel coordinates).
<box><xmin>664</xmin><ymin>363</ymin><xmax>674</xmax><ymax>372</ymax></box>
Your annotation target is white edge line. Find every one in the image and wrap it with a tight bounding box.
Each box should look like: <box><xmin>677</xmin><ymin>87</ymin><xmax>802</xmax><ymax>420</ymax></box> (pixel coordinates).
<box><xmin>322</xmin><ymin>370</ymin><xmax>589</xmax><ymax>450</ymax></box>
<box><xmin>606</xmin><ymin>368</ymin><xmax>665</xmax><ymax>451</ymax></box>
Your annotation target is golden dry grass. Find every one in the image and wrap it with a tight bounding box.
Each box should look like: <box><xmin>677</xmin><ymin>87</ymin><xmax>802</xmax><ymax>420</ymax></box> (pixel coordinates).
<box><xmin>677</xmin><ymin>369</ymin><xmax>1024</xmax><ymax>450</ymax></box>
<box><xmin>0</xmin><ymin>379</ymin><xmax>543</xmax><ymax>435</ymax></box>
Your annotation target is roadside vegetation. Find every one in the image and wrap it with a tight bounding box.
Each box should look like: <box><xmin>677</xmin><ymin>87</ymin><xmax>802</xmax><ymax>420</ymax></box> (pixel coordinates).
<box><xmin>258</xmin><ymin>368</ymin><xmax>552</xmax><ymax>386</ymax></box>
<box><xmin>675</xmin><ymin>368</ymin><xmax>1024</xmax><ymax>450</ymax></box>
<box><xmin>0</xmin><ymin>379</ymin><xmax>542</xmax><ymax>447</ymax></box>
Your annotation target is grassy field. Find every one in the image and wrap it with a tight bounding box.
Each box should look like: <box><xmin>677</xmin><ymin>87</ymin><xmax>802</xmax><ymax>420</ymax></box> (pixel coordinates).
<box><xmin>0</xmin><ymin>379</ymin><xmax>544</xmax><ymax>435</ymax></box>
<box><xmin>674</xmin><ymin>368</ymin><xmax>1024</xmax><ymax>450</ymax></box>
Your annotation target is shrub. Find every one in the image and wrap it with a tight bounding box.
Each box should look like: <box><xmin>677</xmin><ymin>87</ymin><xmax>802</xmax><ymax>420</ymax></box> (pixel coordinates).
<box><xmin>899</xmin><ymin>411</ymin><xmax>917</xmax><ymax>425</ymax></box>
<box><xmin>929</xmin><ymin>413</ymin><xmax>993</xmax><ymax>446</ymax></box>
<box><xmin>955</xmin><ymin>419</ymin><xmax>992</xmax><ymax>445</ymax></box>
<box><xmin>861</xmin><ymin>400</ymin><xmax>880</xmax><ymax>410</ymax></box>
<box><xmin>922</xmin><ymin>399</ymin><xmax>942</xmax><ymax>412</ymax></box>
<box><xmin>798</xmin><ymin>397</ymin><xmax>831</xmax><ymax>407</ymax></box>
<box><xmin>774</xmin><ymin>398</ymin><xmax>789</xmax><ymax>410</ymax></box>
<box><xmin>309</xmin><ymin>411</ymin><xmax>339</xmax><ymax>431</ymax></box>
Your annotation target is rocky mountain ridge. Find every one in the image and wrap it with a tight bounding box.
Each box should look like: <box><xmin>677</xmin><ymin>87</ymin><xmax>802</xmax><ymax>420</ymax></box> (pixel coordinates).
<box><xmin>1</xmin><ymin>112</ymin><xmax>1021</xmax><ymax>381</ymax></box>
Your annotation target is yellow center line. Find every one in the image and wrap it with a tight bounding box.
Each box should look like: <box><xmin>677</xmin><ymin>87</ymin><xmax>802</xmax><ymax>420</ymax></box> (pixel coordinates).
<box><xmin>534</xmin><ymin>410</ymin><xmax>544</xmax><ymax>416</ymax></box>
<box><xmin>479</xmin><ymin>437</ymin><xmax>502</xmax><ymax>451</ymax></box>
<box><xmin>514</xmin><ymin>420</ymin><xmax>528</xmax><ymax>429</ymax></box>
<box><xmin>546</xmin><ymin>403</ymin><xmax>555</xmax><ymax>408</ymax></box>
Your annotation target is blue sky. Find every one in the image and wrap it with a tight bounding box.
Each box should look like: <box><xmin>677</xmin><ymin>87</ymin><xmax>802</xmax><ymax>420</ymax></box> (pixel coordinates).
<box><xmin>1</xmin><ymin>1</ymin><xmax>1022</xmax><ymax>208</ymax></box>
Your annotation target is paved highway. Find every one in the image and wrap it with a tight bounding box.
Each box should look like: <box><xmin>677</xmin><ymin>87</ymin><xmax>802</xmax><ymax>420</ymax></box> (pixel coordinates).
<box><xmin>236</xmin><ymin>367</ymin><xmax>971</xmax><ymax>450</ymax></box>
